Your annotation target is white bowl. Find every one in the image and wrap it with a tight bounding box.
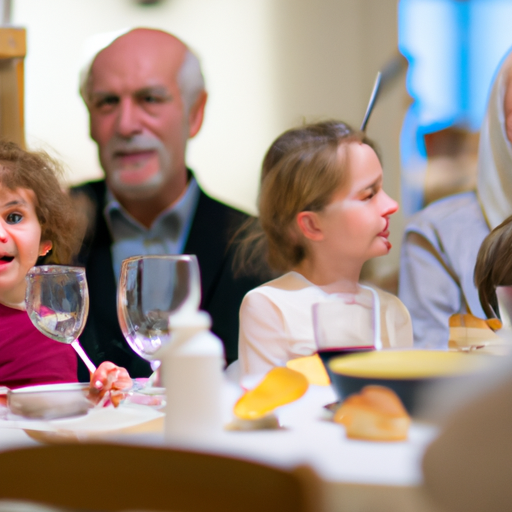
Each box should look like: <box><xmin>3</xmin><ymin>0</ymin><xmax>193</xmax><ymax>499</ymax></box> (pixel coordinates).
<box><xmin>8</xmin><ymin>383</ymin><xmax>92</xmax><ymax>419</ymax></box>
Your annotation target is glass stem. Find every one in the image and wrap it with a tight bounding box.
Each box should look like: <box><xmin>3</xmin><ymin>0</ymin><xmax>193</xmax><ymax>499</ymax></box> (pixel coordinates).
<box><xmin>71</xmin><ymin>339</ymin><xmax>97</xmax><ymax>374</ymax></box>
<box><xmin>149</xmin><ymin>361</ymin><xmax>161</xmax><ymax>387</ymax></box>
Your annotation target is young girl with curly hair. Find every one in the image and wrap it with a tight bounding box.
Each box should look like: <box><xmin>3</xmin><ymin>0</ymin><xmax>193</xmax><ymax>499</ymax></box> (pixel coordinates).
<box><xmin>0</xmin><ymin>141</ymin><xmax>130</xmax><ymax>397</ymax></box>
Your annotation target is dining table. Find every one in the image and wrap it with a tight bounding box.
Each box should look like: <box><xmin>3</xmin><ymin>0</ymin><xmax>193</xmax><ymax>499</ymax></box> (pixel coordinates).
<box><xmin>0</xmin><ymin>380</ymin><xmax>441</xmax><ymax>512</ymax></box>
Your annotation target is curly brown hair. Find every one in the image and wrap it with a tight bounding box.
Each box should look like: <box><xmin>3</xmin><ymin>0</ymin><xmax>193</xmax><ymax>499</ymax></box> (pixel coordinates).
<box><xmin>236</xmin><ymin>120</ymin><xmax>379</xmax><ymax>274</ymax></box>
<box><xmin>0</xmin><ymin>141</ymin><xmax>84</xmax><ymax>264</ymax></box>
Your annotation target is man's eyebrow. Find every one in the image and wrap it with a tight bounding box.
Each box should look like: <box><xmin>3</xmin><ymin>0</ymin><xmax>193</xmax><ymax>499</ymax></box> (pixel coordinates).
<box><xmin>89</xmin><ymin>90</ymin><xmax>118</xmax><ymax>100</ymax></box>
<box><xmin>90</xmin><ymin>87</ymin><xmax>173</xmax><ymax>101</ymax></box>
<box><xmin>135</xmin><ymin>86</ymin><xmax>173</xmax><ymax>100</ymax></box>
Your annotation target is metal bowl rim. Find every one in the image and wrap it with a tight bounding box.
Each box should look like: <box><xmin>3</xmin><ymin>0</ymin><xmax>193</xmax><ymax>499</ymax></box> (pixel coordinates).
<box><xmin>8</xmin><ymin>382</ymin><xmax>89</xmax><ymax>395</ymax></box>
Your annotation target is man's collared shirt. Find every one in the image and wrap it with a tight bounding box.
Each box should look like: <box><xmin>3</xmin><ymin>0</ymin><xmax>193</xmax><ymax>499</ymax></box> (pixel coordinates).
<box><xmin>104</xmin><ymin>177</ymin><xmax>200</xmax><ymax>282</ymax></box>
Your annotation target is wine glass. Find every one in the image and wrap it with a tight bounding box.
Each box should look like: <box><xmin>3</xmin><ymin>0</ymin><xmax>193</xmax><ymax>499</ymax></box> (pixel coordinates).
<box><xmin>312</xmin><ymin>285</ymin><xmax>382</xmax><ymax>380</ymax></box>
<box><xmin>25</xmin><ymin>265</ymin><xmax>97</xmax><ymax>374</ymax></box>
<box><xmin>117</xmin><ymin>255</ymin><xmax>201</xmax><ymax>372</ymax></box>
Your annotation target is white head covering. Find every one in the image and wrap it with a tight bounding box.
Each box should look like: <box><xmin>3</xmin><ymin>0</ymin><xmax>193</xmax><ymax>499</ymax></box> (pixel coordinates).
<box><xmin>78</xmin><ymin>28</ymin><xmax>132</xmax><ymax>100</ymax></box>
<box><xmin>477</xmin><ymin>48</ymin><xmax>512</xmax><ymax>230</ymax></box>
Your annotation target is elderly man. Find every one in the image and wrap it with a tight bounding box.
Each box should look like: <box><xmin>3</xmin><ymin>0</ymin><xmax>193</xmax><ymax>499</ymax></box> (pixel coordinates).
<box><xmin>74</xmin><ymin>28</ymin><xmax>263</xmax><ymax>379</ymax></box>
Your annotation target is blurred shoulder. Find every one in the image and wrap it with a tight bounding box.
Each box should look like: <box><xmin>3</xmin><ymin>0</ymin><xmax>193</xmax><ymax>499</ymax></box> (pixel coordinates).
<box><xmin>406</xmin><ymin>191</ymin><xmax>483</xmax><ymax>232</ymax></box>
<box><xmin>374</xmin><ymin>287</ymin><xmax>410</xmax><ymax>316</ymax></box>
<box><xmin>70</xmin><ymin>179</ymin><xmax>107</xmax><ymax>204</ymax></box>
<box><xmin>196</xmin><ymin>188</ymin><xmax>252</xmax><ymax>224</ymax></box>
<box><xmin>245</xmin><ymin>272</ymin><xmax>314</xmax><ymax>297</ymax></box>
<box><xmin>372</xmin><ymin>287</ymin><xmax>413</xmax><ymax>347</ymax></box>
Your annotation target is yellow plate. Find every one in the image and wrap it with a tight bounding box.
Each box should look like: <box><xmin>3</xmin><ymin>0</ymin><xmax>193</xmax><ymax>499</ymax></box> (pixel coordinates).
<box><xmin>329</xmin><ymin>350</ymin><xmax>491</xmax><ymax>380</ymax></box>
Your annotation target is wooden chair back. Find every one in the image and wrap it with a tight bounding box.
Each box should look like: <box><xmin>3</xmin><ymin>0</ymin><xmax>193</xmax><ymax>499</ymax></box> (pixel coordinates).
<box><xmin>0</xmin><ymin>442</ymin><xmax>321</xmax><ymax>512</ymax></box>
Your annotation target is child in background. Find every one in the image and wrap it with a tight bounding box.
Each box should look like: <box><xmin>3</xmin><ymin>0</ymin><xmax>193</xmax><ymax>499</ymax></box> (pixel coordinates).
<box><xmin>474</xmin><ymin>214</ymin><xmax>512</xmax><ymax>322</ymax></box>
<box><xmin>238</xmin><ymin>121</ymin><xmax>412</xmax><ymax>376</ymax></box>
<box><xmin>0</xmin><ymin>141</ymin><xmax>130</xmax><ymax>399</ymax></box>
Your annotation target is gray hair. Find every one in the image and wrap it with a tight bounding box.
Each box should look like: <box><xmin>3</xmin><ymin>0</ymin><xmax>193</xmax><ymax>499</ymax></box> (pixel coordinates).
<box><xmin>176</xmin><ymin>49</ymin><xmax>206</xmax><ymax>113</ymax></box>
<box><xmin>80</xmin><ymin>41</ymin><xmax>205</xmax><ymax>114</ymax></box>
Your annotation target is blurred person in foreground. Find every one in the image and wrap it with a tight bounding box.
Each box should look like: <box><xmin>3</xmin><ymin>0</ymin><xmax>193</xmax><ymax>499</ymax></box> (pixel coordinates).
<box><xmin>421</xmin><ymin>218</ymin><xmax>512</xmax><ymax>512</ymax></box>
<box><xmin>399</xmin><ymin>46</ymin><xmax>512</xmax><ymax>348</ymax></box>
<box><xmin>74</xmin><ymin>28</ymin><xmax>263</xmax><ymax>380</ymax></box>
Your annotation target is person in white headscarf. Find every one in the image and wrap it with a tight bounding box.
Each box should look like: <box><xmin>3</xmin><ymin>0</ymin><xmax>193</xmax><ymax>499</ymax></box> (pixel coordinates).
<box><xmin>398</xmin><ymin>46</ymin><xmax>512</xmax><ymax>348</ymax></box>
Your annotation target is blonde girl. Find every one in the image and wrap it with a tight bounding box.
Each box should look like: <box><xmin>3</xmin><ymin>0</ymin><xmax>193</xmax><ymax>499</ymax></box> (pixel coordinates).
<box><xmin>238</xmin><ymin>121</ymin><xmax>413</xmax><ymax>376</ymax></box>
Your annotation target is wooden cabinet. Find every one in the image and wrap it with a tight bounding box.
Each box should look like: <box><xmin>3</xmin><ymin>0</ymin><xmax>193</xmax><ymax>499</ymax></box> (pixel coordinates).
<box><xmin>0</xmin><ymin>27</ymin><xmax>25</xmax><ymax>147</ymax></box>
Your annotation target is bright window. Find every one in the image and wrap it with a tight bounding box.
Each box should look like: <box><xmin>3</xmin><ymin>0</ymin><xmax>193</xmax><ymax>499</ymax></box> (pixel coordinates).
<box><xmin>399</xmin><ymin>0</ymin><xmax>512</xmax><ymax>215</ymax></box>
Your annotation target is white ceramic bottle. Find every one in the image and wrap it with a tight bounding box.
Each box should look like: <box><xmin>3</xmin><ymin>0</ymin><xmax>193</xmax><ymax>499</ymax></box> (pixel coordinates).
<box><xmin>161</xmin><ymin>310</ymin><xmax>225</xmax><ymax>442</ymax></box>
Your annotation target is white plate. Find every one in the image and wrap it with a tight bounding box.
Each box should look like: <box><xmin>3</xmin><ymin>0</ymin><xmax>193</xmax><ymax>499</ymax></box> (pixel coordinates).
<box><xmin>23</xmin><ymin>403</ymin><xmax>165</xmax><ymax>443</ymax></box>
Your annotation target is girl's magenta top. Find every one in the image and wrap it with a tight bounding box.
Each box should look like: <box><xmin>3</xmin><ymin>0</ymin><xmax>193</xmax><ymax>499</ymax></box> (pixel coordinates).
<box><xmin>0</xmin><ymin>302</ymin><xmax>78</xmax><ymax>389</ymax></box>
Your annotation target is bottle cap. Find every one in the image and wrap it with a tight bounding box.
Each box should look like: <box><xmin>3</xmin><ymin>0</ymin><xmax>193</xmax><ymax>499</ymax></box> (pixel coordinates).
<box><xmin>168</xmin><ymin>309</ymin><xmax>211</xmax><ymax>330</ymax></box>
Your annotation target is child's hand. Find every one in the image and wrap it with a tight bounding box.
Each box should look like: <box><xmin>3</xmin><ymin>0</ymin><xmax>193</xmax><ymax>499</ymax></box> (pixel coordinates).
<box><xmin>89</xmin><ymin>362</ymin><xmax>132</xmax><ymax>407</ymax></box>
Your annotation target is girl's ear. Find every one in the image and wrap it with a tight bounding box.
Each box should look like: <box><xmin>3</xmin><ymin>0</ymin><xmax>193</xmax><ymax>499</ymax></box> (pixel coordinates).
<box><xmin>39</xmin><ymin>240</ymin><xmax>53</xmax><ymax>257</ymax></box>
<box><xmin>296</xmin><ymin>211</ymin><xmax>324</xmax><ymax>241</ymax></box>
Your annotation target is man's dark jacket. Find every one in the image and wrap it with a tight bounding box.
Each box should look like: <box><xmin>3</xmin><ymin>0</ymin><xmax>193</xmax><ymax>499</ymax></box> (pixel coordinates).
<box><xmin>72</xmin><ymin>180</ymin><xmax>264</xmax><ymax>381</ymax></box>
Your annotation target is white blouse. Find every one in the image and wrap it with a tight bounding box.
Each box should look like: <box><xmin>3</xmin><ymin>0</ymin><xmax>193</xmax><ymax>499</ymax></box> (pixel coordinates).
<box><xmin>238</xmin><ymin>271</ymin><xmax>413</xmax><ymax>377</ymax></box>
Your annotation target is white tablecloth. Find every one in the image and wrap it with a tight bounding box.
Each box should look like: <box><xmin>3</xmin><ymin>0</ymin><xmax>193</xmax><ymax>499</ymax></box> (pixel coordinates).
<box><xmin>0</xmin><ymin>383</ymin><xmax>441</xmax><ymax>512</ymax></box>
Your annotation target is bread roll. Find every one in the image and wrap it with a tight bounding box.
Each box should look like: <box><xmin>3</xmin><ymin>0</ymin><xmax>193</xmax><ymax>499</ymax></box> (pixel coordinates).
<box><xmin>333</xmin><ymin>385</ymin><xmax>410</xmax><ymax>441</ymax></box>
<box><xmin>448</xmin><ymin>313</ymin><xmax>506</xmax><ymax>353</ymax></box>
<box><xmin>449</xmin><ymin>313</ymin><xmax>501</xmax><ymax>330</ymax></box>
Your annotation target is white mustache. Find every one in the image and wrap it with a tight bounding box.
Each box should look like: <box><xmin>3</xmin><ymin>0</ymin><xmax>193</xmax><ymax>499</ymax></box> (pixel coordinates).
<box><xmin>106</xmin><ymin>135</ymin><xmax>165</xmax><ymax>155</ymax></box>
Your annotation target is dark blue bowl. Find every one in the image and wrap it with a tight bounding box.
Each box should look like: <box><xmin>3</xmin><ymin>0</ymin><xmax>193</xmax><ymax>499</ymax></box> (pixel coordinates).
<box><xmin>328</xmin><ymin>350</ymin><xmax>491</xmax><ymax>416</ymax></box>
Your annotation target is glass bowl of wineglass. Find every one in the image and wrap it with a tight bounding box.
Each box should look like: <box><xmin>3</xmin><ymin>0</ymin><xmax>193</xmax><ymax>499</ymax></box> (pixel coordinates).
<box><xmin>25</xmin><ymin>265</ymin><xmax>96</xmax><ymax>374</ymax></box>
<box><xmin>117</xmin><ymin>255</ymin><xmax>201</xmax><ymax>374</ymax></box>
<box><xmin>312</xmin><ymin>285</ymin><xmax>382</xmax><ymax>383</ymax></box>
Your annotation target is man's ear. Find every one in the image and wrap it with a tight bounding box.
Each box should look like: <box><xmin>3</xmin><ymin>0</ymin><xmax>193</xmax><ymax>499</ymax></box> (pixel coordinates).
<box><xmin>188</xmin><ymin>90</ymin><xmax>207</xmax><ymax>138</ymax></box>
<box><xmin>39</xmin><ymin>240</ymin><xmax>53</xmax><ymax>257</ymax></box>
<box><xmin>296</xmin><ymin>211</ymin><xmax>324</xmax><ymax>241</ymax></box>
